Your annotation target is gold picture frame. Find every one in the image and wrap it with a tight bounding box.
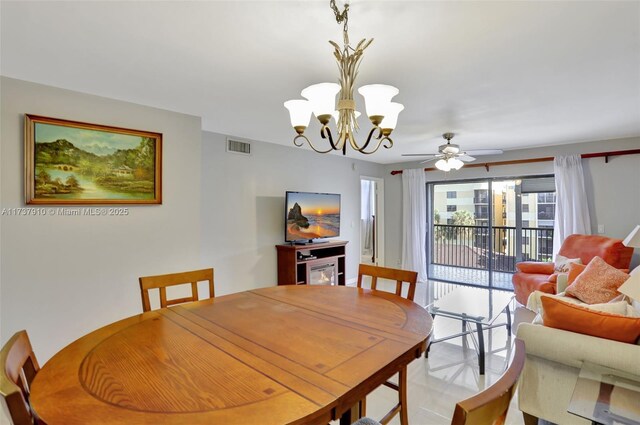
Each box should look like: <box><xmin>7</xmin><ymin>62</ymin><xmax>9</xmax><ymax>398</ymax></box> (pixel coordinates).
<box><xmin>25</xmin><ymin>114</ymin><xmax>162</xmax><ymax>205</ymax></box>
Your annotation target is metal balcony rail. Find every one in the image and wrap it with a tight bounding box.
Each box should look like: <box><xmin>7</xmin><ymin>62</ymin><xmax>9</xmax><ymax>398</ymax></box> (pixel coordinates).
<box><xmin>432</xmin><ymin>224</ymin><xmax>554</xmax><ymax>273</ymax></box>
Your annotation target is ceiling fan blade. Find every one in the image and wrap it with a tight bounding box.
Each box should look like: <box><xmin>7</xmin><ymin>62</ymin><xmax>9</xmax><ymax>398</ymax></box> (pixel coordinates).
<box><xmin>401</xmin><ymin>153</ymin><xmax>440</xmax><ymax>157</ymax></box>
<box><xmin>420</xmin><ymin>157</ymin><xmax>440</xmax><ymax>164</ymax></box>
<box><xmin>458</xmin><ymin>154</ymin><xmax>476</xmax><ymax>162</ymax></box>
<box><xmin>465</xmin><ymin>149</ymin><xmax>504</xmax><ymax>156</ymax></box>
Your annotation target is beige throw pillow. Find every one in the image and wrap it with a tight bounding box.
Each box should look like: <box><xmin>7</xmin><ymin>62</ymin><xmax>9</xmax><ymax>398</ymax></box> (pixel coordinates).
<box><xmin>554</xmin><ymin>254</ymin><xmax>582</xmax><ymax>273</ymax></box>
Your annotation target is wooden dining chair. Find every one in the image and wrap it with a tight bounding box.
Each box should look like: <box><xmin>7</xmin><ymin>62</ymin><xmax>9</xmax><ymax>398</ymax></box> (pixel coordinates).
<box><xmin>356</xmin><ymin>263</ymin><xmax>419</xmax><ymax>425</ymax></box>
<box><xmin>0</xmin><ymin>330</ymin><xmax>41</xmax><ymax>425</ymax></box>
<box><xmin>451</xmin><ymin>339</ymin><xmax>526</xmax><ymax>425</ymax></box>
<box><xmin>357</xmin><ymin>264</ymin><xmax>418</xmax><ymax>301</ymax></box>
<box><xmin>139</xmin><ymin>268</ymin><xmax>215</xmax><ymax>312</ymax></box>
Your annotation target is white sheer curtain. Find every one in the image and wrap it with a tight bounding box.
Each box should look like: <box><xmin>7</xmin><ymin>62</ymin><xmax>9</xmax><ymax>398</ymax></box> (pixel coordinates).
<box><xmin>553</xmin><ymin>155</ymin><xmax>592</xmax><ymax>256</ymax></box>
<box><xmin>360</xmin><ymin>180</ymin><xmax>374</xmax><ymax>253</ymax></box>
<box><xmin>402</xmin><ymin>169</ymin><xmax>427</xmax><ymax>282</ymax></box>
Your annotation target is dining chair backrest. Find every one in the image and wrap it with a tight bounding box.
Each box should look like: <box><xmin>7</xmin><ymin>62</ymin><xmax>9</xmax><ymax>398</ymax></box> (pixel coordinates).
<box><xmin>0</xmin><ymin>330</ymin><xmax>40</xmax><ymax>425</ymax></box>
<box><xmin>356</xmin><ymin>264</ymin><xmax>419</xmax><ymax>425</ymax></box>
<box><xmin>357</xmin><ymin>264</ymin><xmax>418</xmax><ymax>301</ymax></box>
<box><xmin>139</xmin><ymin>268</ymin><xmax>215</xmax><ymax>312</ymax></box>
<box><xmin>451</xmin><ymin>339</ymin><xmax>526</xmax><ymax>425</ymax></box>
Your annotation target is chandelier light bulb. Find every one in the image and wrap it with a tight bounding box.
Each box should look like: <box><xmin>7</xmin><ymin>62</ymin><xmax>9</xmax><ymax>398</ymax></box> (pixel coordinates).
<box><xmin>357</xmin><ymin>84</ymin><xmax>399</xmax><ymax>121</ymax></box>
<box><xmin>284</xmin><ymin>100</ymin><xmax>312</xmax><ymax>128</ymax></box>
<box><xmin>301</xmin><ymin>83</ymin><xmax>341</xmax><ymax>120</ymax></box>
<box><xmin>379</xmin><ymin>102</ymin><xmax>404</xmax><ymax>130</ymax></box>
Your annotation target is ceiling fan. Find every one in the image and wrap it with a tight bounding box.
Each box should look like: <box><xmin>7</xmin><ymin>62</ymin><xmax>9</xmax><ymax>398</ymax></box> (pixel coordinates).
<box><xmin>402</xmin><ymin>133</ymin><xmax>504</xmax><ymax>171</ymax></box>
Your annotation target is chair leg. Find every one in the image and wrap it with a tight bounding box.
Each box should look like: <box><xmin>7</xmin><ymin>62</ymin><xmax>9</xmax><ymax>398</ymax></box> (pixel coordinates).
<box><xmin>522</xmin><ymin>412</ymin><xmax>539</xmax><ymax>425</ymax></box>
<box><xmin>399</xmin><ymin>366</ymin><xmax>408</xmax><ymax>425</ymax></box>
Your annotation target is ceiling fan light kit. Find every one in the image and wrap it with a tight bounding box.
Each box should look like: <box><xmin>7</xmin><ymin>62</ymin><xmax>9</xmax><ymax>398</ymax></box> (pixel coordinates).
<box><xmin>284</xmin><ymin>1</ymin><xmax>404</xmax><ymax>155</ymax></box>
<box><xmin>403</xmin><ymin>133</ymin><xmax>504</xmax><ymax>172</ymax></box>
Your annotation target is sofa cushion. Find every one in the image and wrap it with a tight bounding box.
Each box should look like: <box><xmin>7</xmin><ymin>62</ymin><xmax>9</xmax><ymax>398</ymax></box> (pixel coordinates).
<box><xmin>541</xmin><ymin>295</ymin><xmax>640</xmax><ymax>344</ymax></box>
<box><xmin>528</xmin><ymin>291</ymin><xmax>629</xmax><ymax>324</ymax></box>
<box><xmin>558</xmin><ymin>234</ymin><xmax>633</xmax><ymax>269</ymax></box>
<box><xmin>565</xmin><ymin>256</ymin><xmax>630</xmax><ymax>304</ymax></box>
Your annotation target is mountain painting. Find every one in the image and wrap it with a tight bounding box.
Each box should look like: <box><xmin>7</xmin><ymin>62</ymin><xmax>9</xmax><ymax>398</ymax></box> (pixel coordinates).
<box><xmin>25</xmin><ymin>115</ymin><xmax>162</xmax><ymax>204</ymax></box>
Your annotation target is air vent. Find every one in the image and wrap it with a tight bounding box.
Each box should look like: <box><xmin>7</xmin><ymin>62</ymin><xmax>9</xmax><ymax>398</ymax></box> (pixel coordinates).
<box><xmin>226</xmin><ymin>138</ymin><xmax>251</xmax><ymax>156</ymax></box>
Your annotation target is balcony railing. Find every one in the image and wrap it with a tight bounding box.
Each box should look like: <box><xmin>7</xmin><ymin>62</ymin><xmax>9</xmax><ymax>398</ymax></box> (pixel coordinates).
<box><xmin>432</xmin><ymin>224</ymin><xmax>554</xmax><ymax>273</ymax></box>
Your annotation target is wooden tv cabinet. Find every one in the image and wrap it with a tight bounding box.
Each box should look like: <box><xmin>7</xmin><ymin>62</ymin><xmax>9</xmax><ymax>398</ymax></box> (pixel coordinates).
<box><xmin>276</xmin><ymin>240</ymin><xmax>348</xmax><ymax>286</ymax></box>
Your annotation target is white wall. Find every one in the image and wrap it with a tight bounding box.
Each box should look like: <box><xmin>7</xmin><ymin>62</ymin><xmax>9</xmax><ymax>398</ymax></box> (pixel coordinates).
<box><xmin>383</xmin><ymin>137</ymin><xmax>640</xmax><ymax>269</ymax></box>
<box><xmin>0</xmin><ymin>77</ymin><xmax>203</xmax><ymax>361</ymax></box>
<box><xmin>2</xmin><ymin>75</ymin><xmax>638</xmax><ymax>368</ymax></box>
<box><xmin>200</xmin><ymin>131</ymin><xmax>385</xmax><ymax>295</ymax></box>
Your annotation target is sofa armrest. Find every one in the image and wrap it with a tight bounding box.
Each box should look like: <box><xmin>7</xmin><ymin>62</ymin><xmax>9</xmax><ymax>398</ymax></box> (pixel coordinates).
<box><xmin>516</xmin><ymin>323</ymin><xmax>640</xmax><ymax>375</ymax></box>
<box><xmin>516</xmin><ymin>261</ymin><xmax>555</xmax><ymax>274</ymax></box>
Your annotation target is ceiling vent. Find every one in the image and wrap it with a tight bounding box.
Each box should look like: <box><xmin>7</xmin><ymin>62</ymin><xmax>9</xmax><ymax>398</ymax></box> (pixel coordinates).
<box><xmin>226</xmin><ymin>138</ymin><xmax>252</xmax><ymax>156</ymax></box>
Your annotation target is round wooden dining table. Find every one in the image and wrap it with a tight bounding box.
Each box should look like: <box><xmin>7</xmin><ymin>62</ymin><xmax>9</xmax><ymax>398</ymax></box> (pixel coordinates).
<box><xmin>30</xmin><ymin>285</ymin><xmax>433</xmax><ymax>425</ymax></box>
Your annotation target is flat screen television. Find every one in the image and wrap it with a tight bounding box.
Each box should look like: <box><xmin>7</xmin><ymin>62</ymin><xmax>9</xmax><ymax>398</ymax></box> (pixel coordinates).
<box><xmin>285</xmin><ymin>191</ymin><xmax>341</xmax><ymax>243</ymax></box>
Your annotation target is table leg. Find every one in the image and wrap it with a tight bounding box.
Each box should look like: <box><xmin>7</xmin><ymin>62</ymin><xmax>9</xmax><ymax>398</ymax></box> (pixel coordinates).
<box><xmin>506</xmin><ymin>304</ymin><xmax>512</xmax><ymax>334</ymax></box>
<box><xmin>339</xmin><ymin>402</ymin><xmax>361</xmax><ymax>425</ymax></box>
<box><xmin>476</xmin><ymin>322</ymin><xmax>485</xmax><ymax>375</ymax></box>
<box><xmin>462</xmin><ymin>319</ymin><xmax>468</xmax><ymax>350</ymax></box>
<box><xmin>425</xmin><ymin>312</ymin><xmax>436</xmax><ymax>358</ymax></box>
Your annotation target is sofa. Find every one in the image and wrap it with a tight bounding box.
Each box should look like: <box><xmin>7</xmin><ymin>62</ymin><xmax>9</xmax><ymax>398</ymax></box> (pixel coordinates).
<box><xmin>512</xmin><ymin>234</ymin><xmax>633</xmax><ymax>305</ymax></box>
<box><xmin>516</xmin><ymin>271</ymin><xmax>640</xmax><ymax>425</ymax></box>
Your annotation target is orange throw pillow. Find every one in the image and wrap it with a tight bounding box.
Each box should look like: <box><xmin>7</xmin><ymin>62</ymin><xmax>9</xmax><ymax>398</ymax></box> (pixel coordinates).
<box><xmin>567</xmin><ymin>262</ymin><xmax>629</xmax><ymax>285</ymax></box>
<box><xmin>564</xmin><ymin>256</ymin><xmax>629</xmax><ymax>304</ymax></box>
<box><xmin>541</xmin><ymin>296</ymin><xmax>640</xmax><ymax>344</ymax></box>
<box><xmin>567</xmin><ymin>262</ymin><xmax>587</xmax><ymax>285</ymax></box>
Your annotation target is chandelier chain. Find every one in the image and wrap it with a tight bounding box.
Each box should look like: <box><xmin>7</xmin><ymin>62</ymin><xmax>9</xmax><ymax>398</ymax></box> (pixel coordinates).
<box><xmin>330</xmin><ymin>0</ymin><xmax>350</xmax><ymax>44</ymax></box>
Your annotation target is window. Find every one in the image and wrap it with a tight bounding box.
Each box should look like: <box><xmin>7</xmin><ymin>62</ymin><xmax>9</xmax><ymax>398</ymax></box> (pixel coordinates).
<box><xmin>475</xmin><ymin>205</ymin><xmax>488</xmax><ymax>219</ymax></box>
<box><xmin>430</xmin><ymin>176</ymin><xmax>555</xmax><ymax>288</ymax></box>
<box><xmin>538</xmin><ymin>205</ymin><xmax>555</xmax><ymax>220</ymax></box>
<box><xmin>474</xmin><ymin>189</ymin><xmax>488</xmax><ymax>204</ymax></box>
<box><xmin>537</xmin><ymin>193</ymin><xmax>555</xmax><ymax>203</ymax></box>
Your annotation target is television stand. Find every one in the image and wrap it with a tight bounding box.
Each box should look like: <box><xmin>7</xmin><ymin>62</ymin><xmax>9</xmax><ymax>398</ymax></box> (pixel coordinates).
<box><xmin>276</xmin><ymin>240</ymin><xmax>347</xmax><ymax>286</ymax></box>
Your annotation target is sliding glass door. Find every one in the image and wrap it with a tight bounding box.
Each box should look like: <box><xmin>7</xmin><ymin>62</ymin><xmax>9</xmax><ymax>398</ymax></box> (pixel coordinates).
<box><xmin>428</xmin><ymin>176</ymin><xmax>555</xmax><ymax>290</ymax></box>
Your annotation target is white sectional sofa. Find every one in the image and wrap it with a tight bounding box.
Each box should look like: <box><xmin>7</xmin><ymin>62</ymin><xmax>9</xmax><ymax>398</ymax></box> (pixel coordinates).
<box><xmin>515</xmin><ymin>270</ymin><xmax>640</xmax><ymax>425</ymax></box>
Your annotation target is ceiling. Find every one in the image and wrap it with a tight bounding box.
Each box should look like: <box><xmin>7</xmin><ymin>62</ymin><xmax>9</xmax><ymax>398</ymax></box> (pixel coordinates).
<box><xmin>2</xmin><ymin>1</ymin><xmax>639</xmax><ymax>164</ymax></box>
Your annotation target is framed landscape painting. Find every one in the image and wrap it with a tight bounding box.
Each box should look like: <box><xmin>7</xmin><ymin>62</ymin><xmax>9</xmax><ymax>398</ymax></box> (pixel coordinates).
<box><xmin>25</xmin><ymin>115</ymin><xmax>162</xmax><ymax>204</ymax></box>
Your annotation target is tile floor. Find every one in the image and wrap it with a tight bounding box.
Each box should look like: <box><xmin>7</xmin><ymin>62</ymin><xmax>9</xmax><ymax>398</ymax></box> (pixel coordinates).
<box><xmin>341</xmin><ymin>278</ymin><xmax>529</xmax><ymax>425</ymax></box>
<box><xmin>359</xmin><ymin>314</ymin><xmax>524</xmax><ymax>425</ymax></box>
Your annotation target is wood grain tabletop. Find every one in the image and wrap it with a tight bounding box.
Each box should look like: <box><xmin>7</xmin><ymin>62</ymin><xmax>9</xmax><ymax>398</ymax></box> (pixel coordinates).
<box><xmin>30</xmin><ymin>285</ymin><xmax>433</xmax><ymax>425</ymax></box>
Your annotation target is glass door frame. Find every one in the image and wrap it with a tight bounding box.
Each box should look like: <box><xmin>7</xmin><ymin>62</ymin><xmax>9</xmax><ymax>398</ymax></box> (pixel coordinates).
<box><xmin>427</xmin><ymin>174</ymin><xmax>555</xmax><ymax>290</ymax></box>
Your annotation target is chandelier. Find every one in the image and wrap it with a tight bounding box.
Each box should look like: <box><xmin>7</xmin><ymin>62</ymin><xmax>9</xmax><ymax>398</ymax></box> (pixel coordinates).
<box><xmin>284</xmin><ymin>1</ymin><xmax>404</xmax><ymax>155</ymax></box>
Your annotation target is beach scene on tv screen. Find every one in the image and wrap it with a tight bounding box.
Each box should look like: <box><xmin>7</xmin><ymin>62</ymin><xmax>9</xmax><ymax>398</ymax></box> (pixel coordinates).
<box><xmin>287</xmin><ymin>193</ymin><xmax>340</xmax><ymax>241</ymax></box>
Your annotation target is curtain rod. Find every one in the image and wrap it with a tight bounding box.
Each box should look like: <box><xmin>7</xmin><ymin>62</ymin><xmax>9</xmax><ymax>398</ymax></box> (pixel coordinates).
<box><xmin>389</xmin><ymin>148</ymin><xmax>640</xmax><ymax>176</ymax></box>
